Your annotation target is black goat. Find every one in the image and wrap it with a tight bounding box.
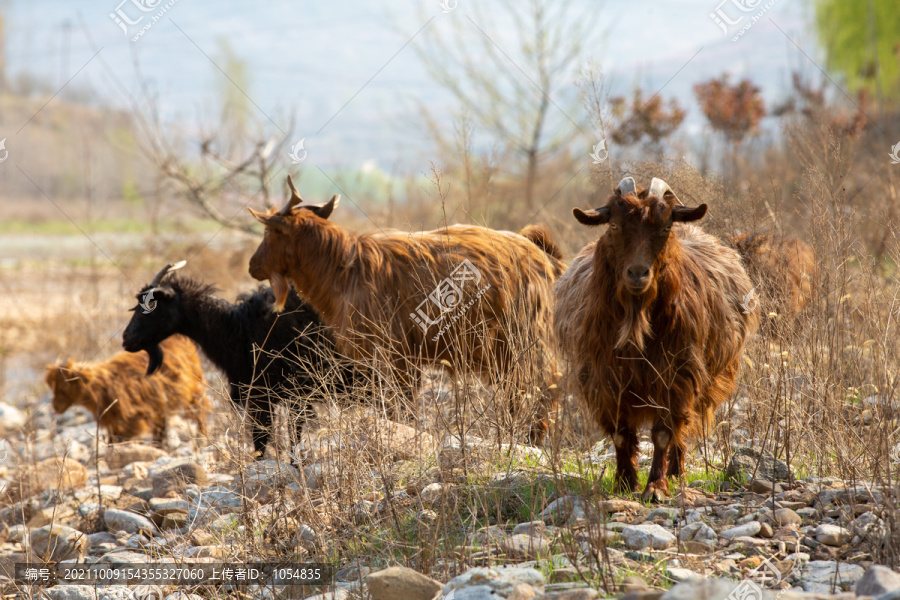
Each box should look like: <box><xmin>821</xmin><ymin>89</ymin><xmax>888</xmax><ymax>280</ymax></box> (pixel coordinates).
<box><xmin>122</xmin><ymin>262</ymin><xmax>355</xmax><ymax>457</ymax></box>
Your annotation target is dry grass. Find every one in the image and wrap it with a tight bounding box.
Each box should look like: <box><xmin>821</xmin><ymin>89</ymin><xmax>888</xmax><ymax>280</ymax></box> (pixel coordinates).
<box><xmin>2</xmin><ymin>98</ymin><xmax>900</xmax><ymax>599</ymax></box>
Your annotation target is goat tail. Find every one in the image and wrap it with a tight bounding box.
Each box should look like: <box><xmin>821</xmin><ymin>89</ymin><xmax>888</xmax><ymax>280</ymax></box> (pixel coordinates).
<box><xmin>518</xmin><ymin>224</ymin><xmax>564</xmax><ymax>261</ymax></box>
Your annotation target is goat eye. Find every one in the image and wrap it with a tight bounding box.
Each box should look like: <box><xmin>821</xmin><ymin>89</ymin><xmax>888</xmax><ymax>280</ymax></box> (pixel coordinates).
<box><xmin>661</xmin><ymin>227</ymin><xmax>671</xmax><ymax>236</ymax></box>
<box><xmin>609</xmin><ymin>223</ymin><xmax>618</xmax><ymax>230</ymax></box>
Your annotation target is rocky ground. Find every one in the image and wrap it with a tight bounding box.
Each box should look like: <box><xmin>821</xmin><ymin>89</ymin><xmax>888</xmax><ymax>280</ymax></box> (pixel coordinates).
<box><xmin>2</xmin><ymin>396</ymin><xmax>900</xmax><ymax>600</ymax></box>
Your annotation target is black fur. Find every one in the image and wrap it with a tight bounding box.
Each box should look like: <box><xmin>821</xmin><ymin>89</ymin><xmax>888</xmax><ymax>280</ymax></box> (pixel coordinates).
<box><xmin>123</xmin><ymin>275</ymin><xmax>354</xmax><ymax>456</ymax></box>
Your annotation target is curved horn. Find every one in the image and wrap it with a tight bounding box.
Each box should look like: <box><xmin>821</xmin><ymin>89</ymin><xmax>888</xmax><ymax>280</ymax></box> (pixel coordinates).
<box><xmin>279</xmin><ymin>175</ymin><xmax>304</xmax><ymax>215</ymax></box>
<box><xmin>648</xmin><ymin>178</ymin><xmax>682</xmax><ymax>205</ymax></box>
<box><xmin>615</xmin><ymin>177</ymin><xmax>637</xmax><ymax>198</ymax></box>
<box><xmin>149</xmin><ymin>260</ymin><xmax>187</xmax><ymax>287</ymax></box>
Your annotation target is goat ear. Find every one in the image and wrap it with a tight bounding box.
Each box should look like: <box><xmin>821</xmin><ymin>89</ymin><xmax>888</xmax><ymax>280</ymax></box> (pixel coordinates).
<box><xmin>309</xmin><ymin>194</ymin><xmax>339</xmax><ymax>220</ymax></box>
<box><xmin>573</xmin><ymin>206</ymin><xmax>611</xmax><ymax>226</ymax></box>
<box><xmin>672</xmin><ymin>203</ymin><xmax>708</xmax><ymax>222</ymax></box>
<box><xmin>249</xmin><ymin>209</ymin><xmax>293</xmax><ymax>234</ymax></box>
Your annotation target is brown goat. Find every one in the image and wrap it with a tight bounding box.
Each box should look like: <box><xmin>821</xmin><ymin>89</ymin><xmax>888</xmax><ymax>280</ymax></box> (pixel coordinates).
<box><xmin>45</xmin><ymin>335</ymin><xmax>209</xmax><ymax>444</ymax></box>
<box><xmin>554</xmin><ymin>177</ymin><xmax>758</xmax><ymax>500</ymax></box>
<box><xmin>248</xmin><ymin>176</ymin><xmax>566</xmax><ymax>441</ymax></box>
<box><xmin>730</xmin><ymin>232</ymin><xmax>816</xmax><ymax>325</ymax></box>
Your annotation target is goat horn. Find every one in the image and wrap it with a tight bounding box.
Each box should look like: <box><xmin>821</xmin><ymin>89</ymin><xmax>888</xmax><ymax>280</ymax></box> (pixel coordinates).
<box><xmin>279</xmin><ymin>175</ymin><xmax>304</xmax><ymax>215</ymax></box>
<box><xmin>149</xmin><ymin>260</ymin><xmax>187</xmax><ymax>287</ymax></box>
<box><xmin>615</xmin><ymin>177</ymin><xmax>637</xmax><ymax>198</ymax></box>
<box><xmin>648</xmin><ymin>178</ymin><xmax>683</xmax><ymax>205</ymax></box>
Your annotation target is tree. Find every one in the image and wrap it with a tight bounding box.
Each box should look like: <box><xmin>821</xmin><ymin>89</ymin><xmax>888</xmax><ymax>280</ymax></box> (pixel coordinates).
<box><xmin>694</xmin><ymin>76</ymin><xmax>766</xmax><ymax>143</ymax></box>
<box><xmin>609</xmin><ymin>87</ymin><xmax>686</xmax><ymax>148</ymax></box>
<box><xmin>815</xmin><ymin>0</ymin><xmax>900</xmax><ymax>104</ymax></box>
<box><xmin>411</xmin><ymin>0</ymin><xmax>600</xmax><ymax>210</ymax></box>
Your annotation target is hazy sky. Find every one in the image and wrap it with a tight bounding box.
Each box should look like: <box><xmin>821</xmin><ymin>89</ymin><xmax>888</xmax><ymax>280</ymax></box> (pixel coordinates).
<box><xmin>4</xmin><ymin>0</ymin><xmax>820</xmax><ymax>171</ymax></box>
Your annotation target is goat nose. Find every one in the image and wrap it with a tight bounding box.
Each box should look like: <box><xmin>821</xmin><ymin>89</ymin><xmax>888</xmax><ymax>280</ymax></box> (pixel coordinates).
<box><xmin>627</xmin><ymin>266</ymin><xmax>650</xmax><ymax>282</ymax></box>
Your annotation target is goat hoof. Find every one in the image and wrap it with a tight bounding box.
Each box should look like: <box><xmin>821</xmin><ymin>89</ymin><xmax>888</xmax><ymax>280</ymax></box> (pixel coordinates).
<box><xmin>641</xmin><ymin>480</ymin><xmax>671</xmax><ymax>503</ymax></box>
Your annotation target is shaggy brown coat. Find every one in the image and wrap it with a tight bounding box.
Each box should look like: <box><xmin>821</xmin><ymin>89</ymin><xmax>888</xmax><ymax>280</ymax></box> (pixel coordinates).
<box><xmin>248</xmin><ymin>179</ymin><xmax>566</xmax><ymax>440</ymax></box>
<box><xmin>45</xmin><ymin>335</ymin><xmax>209</xmax><ymax>443</ymax></box>
<box><xmin>554</xmin><ymin>177</ymin><xmax>758</xmax><ymax>499</ymax></box>
<box><xmin>730</xmin><ymin>232</ymin><xmax>816</xmax><ymax>324</ymax></box>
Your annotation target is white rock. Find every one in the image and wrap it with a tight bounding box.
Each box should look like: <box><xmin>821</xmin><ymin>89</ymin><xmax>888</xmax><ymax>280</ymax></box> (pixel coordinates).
<box><xmin>0</xmin><ymin>403</ymin><xmax>26</xmax><ymax>435</ymax></box>
<box><xmin>302</xmin><ymin>591</ymin><xmax>349</xmax><ymax>600</ymax></box>
<box><xmin>443</xmin><ymin>566</ymin><xmax>545</xmax><ymax>597</ymax></box>
<box><xmin>420</xmin><ymin>482</ymin><xmax>445</xmax><ymax>507</ymax></box>
<box><xmin>661</xmin><ymin>578</ymin><xmax>769</xmax><ymax>600</ymax></box>
<box><xmin>622</xmin><ymin>523</ymin><xmax>676</xmax><ymax>550</ymax></box>
<box><xmin>512</xmin><ymin>521</ymin><xmax>546</xmax><ymax>537</ymax></box>
<box><xmin>720</xmin><ymin>521</ymin><xmax>761</xmax><ymax>539</ymax></box>
<box><xmin>667</xmin><ymin>567</ymin><xmax>703</xmax><ymax>582</ymax></box>
<box><xmin>814</xmin><ymin>523</ymin><xmax>851</xmax><ymax>546</ymax></box>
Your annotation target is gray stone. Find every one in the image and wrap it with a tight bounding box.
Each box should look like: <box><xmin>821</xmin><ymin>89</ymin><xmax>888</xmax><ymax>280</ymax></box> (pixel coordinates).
<box><xmin>97</xmin><ymin>550</ymin><xmax>154</xmax><ymax>565</ymax></box>
<box><xmin>661</xmin><ymin>578</ymin><xmax>773</xmax><ymax>599</ymax></box>
<box><xmin>453</xmin><ymin>586</ymin><xmax>496</xmax><ymax>600</ymax></box>
<box><xmin>856</xmin><ymin>565</ymin><xmax>900</xmax><ymax>596</ymax></box>
<box><xmin>800</xmin><ymin>560</ymin><xmax>865</xmax><ymax>593</ymax></box>
<box><xmin>796</xmin><ymin>507</ymin><xmax>818</xmax><ymax>519</ymax></box>
<box><xmin>679</xmin><ymin>521</ymin><xmax>718</xmax><ymax>545</ymax></box>
<box><xmin>46</xmin><ymin>586</ymin><xmax>96</xmax><ymax>600</ymax></box>
<box><xmin>151</xmin><ymin>460</ymin><xmax>208</xmax><ymax>497</ymax></box>
<box><xmin>335</xmin><ymin>561</ymin><xmax>371</xmax><ymax>582</ymax></box>
<box><xmin>666</xmin><ymin>567</ymin><xmax>703</xmax><ymax>582</ymax></box>
<box><xmin>501</xmin><ymin>533</ymin><xmax>551</xmax><ymax>560</ymax></box>
<box><xmin>469</xmin><ymin>526</ymin><xmax>507</xmax><ymax>546</ymax></box>
<box><xmin>647</xmin><ymin>507</ymin><xmax>679</xmax><ymax>521</ymax></box>
<box><xmin>105</xmin><ymin>443</ymin><xmax>167</xmax><ymax>468</ymax></box>
<box><xmin>725</xmin><ymin>447</ymin><xmax>791</xmax><ymax>482</ymax></box>
<box><xmin>684</xmin><ymin>510</ymin><xmax>703</xmax><ymax>524</ymax></box>
<box><xmin>513</xmin><ymin>521</ymin><xmax>546</xmax><ymax>537</ymax></box>
<box><xmin>188</xmin><ymin>486</ymin><xmax>244</xmax><ymax>522</ymax></box>
<box><xmin>293</xmin><ymin>523</ymin><xmax>317</xmax><ymax>548</ymax></box>
<box><xmin>237</xmin><ymin>460</ymin><xmax>300</xmax><ymax>500</ymax></box>
<box><xmin>420</xmin><ymin>482</ymin><xmax>446</xmax><ymax>507</ymax></box>
<box><xmin>104</xmin><ymin>508</ymin><xmax>156</xmax><ymax>535</ymax></box>
<box><xmin>539</xmin><ymin>590</ymin><xmax>598</xmax><ymax>600</ymax></box>
<box><xmin>443</xmin><ymin>566</ymin><xmax>545</xmax><ymax>597</ymax></box>
<box><xmin>366</xmin><ymin>566</ymin><xmax>443</xmax><ymax>600</ymax></box>
<box><xmin>720</xmin><ymin>521</ymin><xmax>761</xmax><ymax>539</ymax></box>
<box><xmin>770</xmin><ymin>508</ymin><xmax>802</xmax><ymax>527</ymax></box>
<box><xmin>539</xmin><ymin>496</ymin><xmax>588</xmax><ymax>525</ymax></box>
<box><xmin>814</xmin><ymin>523</ymin><xmax>850</xmax><ymax>546</ymax></box>
<box><xmin>27</xmin><ymin>524</ymin><xmax>90</xmax><ymax>561</ymax></box>
<box><xmin>622</xmin><ymin>523</ymin><xmax>676</xmax><ymax>550</ymax></box>
<box><xmin>164</xmin><ymin>593</ymin><xmax>205</xmax><ymax>600</ymax></box>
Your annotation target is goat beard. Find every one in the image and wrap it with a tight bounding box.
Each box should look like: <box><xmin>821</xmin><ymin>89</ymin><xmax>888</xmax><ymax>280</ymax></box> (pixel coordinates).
<box><xmin>270</xmin><ymin>272</ymin><xmax>289</xmax><ymax>311</ymax></box>
<box><xmin>615</xmin><ymin>280</ymin><xmax>658</xmax><ymax>352</ymax></box>
<box><xmin>145</xmin><ymin>345</ymin><xmax>164</xmax><ymax>376</ymax></box>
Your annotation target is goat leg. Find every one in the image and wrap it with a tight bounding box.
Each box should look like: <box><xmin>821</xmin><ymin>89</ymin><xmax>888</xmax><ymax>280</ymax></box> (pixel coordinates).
<box><xmin>643</xmin><ymin>421</ymin><xmax>675</xmax><ymax>502</ymax></box>
<box><xmin>246</xmin><ymin>395</ymin><xmax>273</xmax><ymax>459</ymax></box>
<box><xmin>666</xmin><ymin>436</ymin><xmax>686</xmax><ymax>478</ymax></box>
<box><xmin>611</xmin><ymin>427</ymin><xmax>640</xmax><ymax>494</ymax></box>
